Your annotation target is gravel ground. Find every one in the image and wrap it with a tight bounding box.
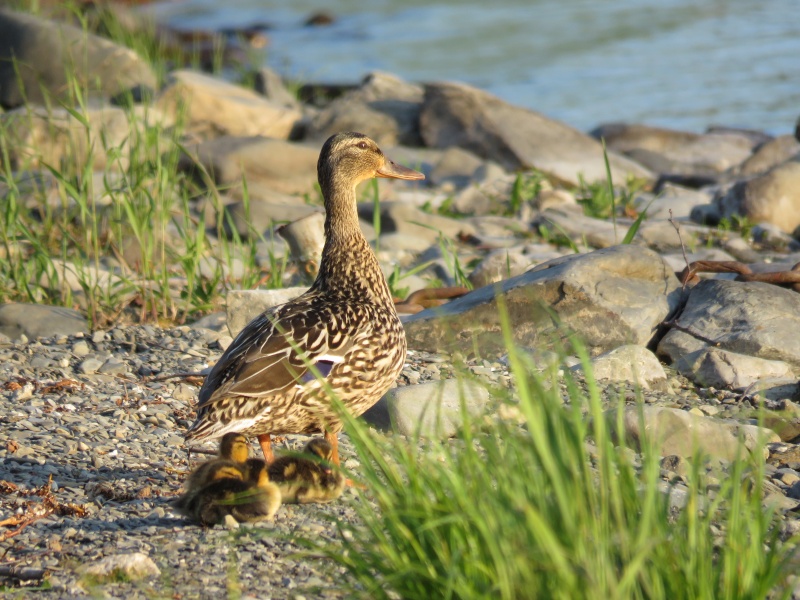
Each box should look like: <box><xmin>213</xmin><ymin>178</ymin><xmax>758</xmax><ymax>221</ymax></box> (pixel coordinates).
<box><xmin>0</xmin><ymin>323</ymin><xmax>799</xmax><ymax>598</ymax></box>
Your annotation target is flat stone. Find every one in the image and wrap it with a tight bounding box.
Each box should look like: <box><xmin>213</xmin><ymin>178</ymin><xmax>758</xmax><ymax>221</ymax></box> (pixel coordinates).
<box><xmin>593</xmin><ymin>123</ymin><xmax>755</xmax><ymax>176</ymax></box>
<box><xmin>181</xmin><ymin>136</ymin><xmax>319</xmax><ymax>197</ymax></box>
<box><xmin>226</xmin><ymin>288</ymin><xmax>308</xmax><ymax>337</ymax></box>
<box><xmin>575</xmin><ymin>345</ymin><xmax>667</xmax><ymax>390</ymax></box>
<box><xmin>81</xmin><ymin>552</ymin><xmax>160</xmax><ymax>581</ymax></box>
<box><xmin>0</xmin><ymin>303</ymin><xmax>88</xmax><ymax>339</ymax></box>
<box><xmin>358</xmin><ymin>201</ymin><xmax>476</xmax><ymax>243</ymax></box>
<box><xmin>670</xmin><ymin>347</ymin><xmax>796</xmax><ymax>390</ymax></box>
<box><xmin>613</xmin><ymin>406</ymin><xmax>779</xmax><ymax>461</ymax></box>
<box><xmin>404</xmin><ymin>245</ymin><xmax>681</xmax><ymax>355</ymax></box>
<box><xmin>468</xmin><ymin>248</ymin><xmax>533</xmax><ymax>288</ymax></box>
<box><xmin>658</xmin><ymin>280</ymin><xmax>800</xmax><ymax>373</ymax></box>
<box><xmin>381</xmin><ymin>379</ymin><xmax>491</xmax><ymax>438</ymax></box>
<box><xmin>633</xmin><ymin>183</ymin><xmax>712</xmax><ymax>221</ymax></box>
<box><xmin>156</xmin><ymin>70</ymin><xmax>301</xmax><ymax>140</ymax></box>
<box><xmin>420</xmin><ymin>81</ymin><xmax>652</xmax><ymax>187</ymax></box>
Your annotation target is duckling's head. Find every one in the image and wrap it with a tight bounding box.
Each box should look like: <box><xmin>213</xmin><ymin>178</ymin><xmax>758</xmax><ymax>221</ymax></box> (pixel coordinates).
<box><xmin>317</xmin><ymin>132</ymin><xmax>424</xmax><ymax>195</ymax></box>
<box><xmin>306</xmin><ymin>438</ymin><xmax>335</xmax><ymax>473</ymax></box>
<box><xmin>218</xmin><ymin>433</ymin><xmax>249</xmax><ymax>463</ymax></box>
<box><xmin>244</xmin><ymin>458</ymin><xmax>269</xmax><ymax>487</ymax></box>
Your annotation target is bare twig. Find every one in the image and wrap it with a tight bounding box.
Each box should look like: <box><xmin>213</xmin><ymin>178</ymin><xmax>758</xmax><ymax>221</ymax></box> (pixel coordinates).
<box><xmin>668</xmin><ymin>209</ymin><xmax>690</xmax><ymax>289</ymax></box>
<box><xmin>144</xmin><ymin>371</ymin><xmax>207</xmax><ymax>383</ymax></box>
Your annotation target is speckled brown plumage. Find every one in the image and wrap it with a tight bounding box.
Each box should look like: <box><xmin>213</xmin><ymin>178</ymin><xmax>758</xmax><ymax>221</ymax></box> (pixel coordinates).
<box><xmin>185</xmin><ymin>132</ymin><xmax>424</xmax><ymax>464</ymax></box>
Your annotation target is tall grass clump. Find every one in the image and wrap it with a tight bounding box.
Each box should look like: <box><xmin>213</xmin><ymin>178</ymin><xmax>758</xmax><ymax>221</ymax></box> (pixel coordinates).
<box><xmin>0</xmin><ymin>5</ymin><xmax>283</xmax><ymax>327</ymax></box>
<box><xmin>314</xmin><ymin>309</ymin><xmax>796</xmax><ymax>599</ymax></box>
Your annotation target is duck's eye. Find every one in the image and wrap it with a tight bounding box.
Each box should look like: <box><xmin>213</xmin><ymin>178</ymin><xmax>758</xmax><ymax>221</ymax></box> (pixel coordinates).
<box><xmin>357</xmin><ymin>141</ymin><xmax>368</xmax><ymax>150</ymax></box>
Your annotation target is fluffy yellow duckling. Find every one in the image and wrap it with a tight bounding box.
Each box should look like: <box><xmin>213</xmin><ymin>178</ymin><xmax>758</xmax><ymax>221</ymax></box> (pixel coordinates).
<box><xmin>189</xmin><ymin>458</ymin><xmax>282</xmax><ymax>526</ymax></box>
<box><xmin>267</xmin><ymin>438</ymin><xmax>345</xmax><ymax>504</ymax></box>
<box><xmin>184</xmin><ymin>432</ymin><xmax>250</xmax><ymax>492</ymax></box>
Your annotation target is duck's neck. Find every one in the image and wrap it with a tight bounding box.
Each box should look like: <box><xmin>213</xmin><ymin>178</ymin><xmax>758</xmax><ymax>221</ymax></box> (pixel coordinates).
<box><xmin>313</xmin><ymin>181</ymin><xmax>394</xmax><ymax>307</ymax></box>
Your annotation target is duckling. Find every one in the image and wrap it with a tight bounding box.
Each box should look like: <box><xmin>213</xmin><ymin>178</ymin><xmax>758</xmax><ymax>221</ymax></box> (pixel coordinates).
<box><xmin>268</xmin><ymin>438</ymin><xmax>345</xmax><ymax>504</ymax></box>
<box><xmin>185</xmin><ymin>432</ymin><xmax>250</xmax><ymax>492</ymax></box>
<box><xmin>191</xmin><ymin>458</ymin><xmax>281</xmax><ymax>526</ymax></box>
<box><xmin>185</xmin><ymin>132</ymin><xmax>424</xmax><ymax>465</ymax></box>
<box><xmin>173</xmin><ymin>432</ymin><xmax>249</xmax><ymax>518</ymax></box>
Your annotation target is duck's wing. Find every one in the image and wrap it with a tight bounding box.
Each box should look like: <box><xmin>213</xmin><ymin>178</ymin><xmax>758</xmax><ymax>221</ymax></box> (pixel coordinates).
<box><xmin>197</xmin><ymin>303</ymin><xmax>358</xmax><ymax>410</ymax></box>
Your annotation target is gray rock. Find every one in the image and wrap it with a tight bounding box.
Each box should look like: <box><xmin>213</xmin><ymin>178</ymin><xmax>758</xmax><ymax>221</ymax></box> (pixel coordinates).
<box><xmin>633</xmin><ymin>183</ymin><xmax>712</xmax><ymax>221</ymax></box>
<box><xmin>0</xmin><ymin>9</ymin><xmax>156</xmax><ymax>108</ymax></box>
<box><xmin>614</xmin><ymin>406</ymin><xmax>779</xmax><ymax>461</ymax></box>
<box><xmin>359</xmin><ymin>201</ymin><xmax>476</xmax><ymax>243</ymax></box>
<box><xmin>226</xmin><ymin>288</ymin><xmax>308</xmax><ymax>337</ymax></box>
<box><xmin>734</xmin><ymin>134</ymin><xmax>800</xmax><ymax>177</ymax></box>
<box><xmin>223</xmin><ymin>199</ymin><xmax>320</xmax><ymax>240</ymax></box>
<box><xmin>306</xmin><ymin>71</ymin><xmax>423</xmax><ymax>146</ymax></box>
<box><xmin>658</xmin><ymin>280</ymin><xmax>800</xmax><ymax>372</ymax></box>
<box><xmin>751</xmin><ymin>222</ymin><xmax>800</xmax><ymax>251</ymax></box>
<box><xmin>468</xmin><ymin>248</ymin><xmax>533</xmax><ymax>288</ymax></box>
<box><xmin>575</xmin><ymin>345</ymin><xmax>667</xmax><ymax>390</ymax></box>
<box><xmin>1</xmin><ymin>105</ymin><xmax>169</xmax><ymax>171</ymax></box>
<box><xmin>670</xmin><ymin>347</ymin><xmax>795</xmax><ymax>390</ymax></box>
<box><xmin>81</xmin><ymin>552</ymin><xmax>160</xmax><ymax>581</ymax></box>
<box><xmin>0</xmin><ymin>303</ymin><xmax>88</xmax><ymax>339</ymax></box>
<box><xmin>253</xmin><ymin>67</ymin><xmax>301</xmax><ymax>109</ymax></box>
<box><xmin>419</xmin><ymin>81</ymin><xmax>652</xmax><ymax>187</ymax></box>
<box><xmin>156</xmin><ymin>70</ymin><xmax>301</xmax><ymax>140</ymax></box>
<box><xmin>594</xmin><ymin>123</ymin><xmax>755</xmax><ymax>176</ymax></box>
<box><xmin>428</xmin><ymin>146</ymin><xmax>487</xmax><ymax>190</ymax></box>
<box><xmin>404</xmin><ymin>245</ymin><xmax>681</xmax><ymax>354</ymax></box>
<box><xmin>182</xmin><ymin>135</ymin><xmax>319</xmax><ymax>198</ymax></box>
<box><xmin>382</xmin><ymin>379</ymin><xmax>490</xmax><ymax>438</ymax></box>
<box><xmin>535</xmin><ymin>206</ymin><xmax>618</xmax><ymax>248</ymax></box>
<box><xmin>716</xmin><ymin>160</ymin><xmax>800</xmax><ymax>234</ymax></box>
<box><xmin>636</xmin><ymin>220</ymin><xmax>714</xmax><ymax>252</ymax></box>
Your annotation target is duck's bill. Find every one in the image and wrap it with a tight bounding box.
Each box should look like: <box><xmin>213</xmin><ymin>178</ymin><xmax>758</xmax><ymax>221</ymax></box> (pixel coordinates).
<box><xmin>376</xmin><ymin>160</ymin><xmax>425</xmax><ymax>181</ymax></box>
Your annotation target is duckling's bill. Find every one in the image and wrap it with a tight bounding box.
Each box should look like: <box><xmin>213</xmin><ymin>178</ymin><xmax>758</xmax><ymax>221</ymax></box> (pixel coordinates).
<box><xmin>376</xmin><ymin>160</ymin><xmax>425</xmax><ymax>180</ymax></box>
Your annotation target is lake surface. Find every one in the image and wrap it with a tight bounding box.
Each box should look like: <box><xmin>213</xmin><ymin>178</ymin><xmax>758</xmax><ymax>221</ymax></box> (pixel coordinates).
<box><xmin>146</xmin><ymin>0</ymin><xmax>800</xmax><ymax>135</ymax></box>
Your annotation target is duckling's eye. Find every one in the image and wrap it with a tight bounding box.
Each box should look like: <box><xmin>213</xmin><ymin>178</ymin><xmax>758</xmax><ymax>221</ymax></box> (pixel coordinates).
<box><xmin>357</xmin><ymin>141</ymin><xmax>368</xmax><ymax>150</ymax></box>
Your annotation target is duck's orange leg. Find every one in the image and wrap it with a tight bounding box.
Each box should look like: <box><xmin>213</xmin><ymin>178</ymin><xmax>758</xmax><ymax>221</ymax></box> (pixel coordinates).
<box><xmin>257</xmin><ymin>434</ymin><xmax>274</xmax><ymax>464</ymax></box>
<box><xmin>323</xmin><ymin>431</ymin><xmax>340</xmax><ymax>466</ymax></box>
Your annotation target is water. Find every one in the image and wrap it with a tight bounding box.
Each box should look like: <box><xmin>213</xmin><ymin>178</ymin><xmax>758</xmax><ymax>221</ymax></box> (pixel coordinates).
<box><xmin>146</xmin><ymin>0</ymin><xmax>800</xmax><ymax>134</ymax></box>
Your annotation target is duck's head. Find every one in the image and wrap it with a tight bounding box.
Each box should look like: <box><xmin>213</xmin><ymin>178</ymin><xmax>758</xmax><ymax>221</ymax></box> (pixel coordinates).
<box><xmin>219</xmin><ymin>432</ymin><xmax>250</xmax><ymax>463</ymax></box>
<box><xmin>317</xmin><ymin>132</ymin><xmax>425</xmax><ymax>193</ymax></box>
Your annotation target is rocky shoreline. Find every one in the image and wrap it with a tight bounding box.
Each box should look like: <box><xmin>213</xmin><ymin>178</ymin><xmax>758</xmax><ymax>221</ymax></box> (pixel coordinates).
<box><xmin>1</xmin><ymin>3</ymin><xmax>800</xmax><ymax>598</ymax></box>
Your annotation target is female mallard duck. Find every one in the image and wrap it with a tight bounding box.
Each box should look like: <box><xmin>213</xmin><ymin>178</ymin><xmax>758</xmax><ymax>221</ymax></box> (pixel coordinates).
<box><xmin>268</xmin><ymin>438</ymin><xmax>345</xmax><ymax>504</ymax></box>
<box><xmin>177</xmin><ymin>458</ymin><xmax>281</xmax><ymax>526</ymax></box>
<box><xmin>185</xmin><ymin>132</ymin><xmax>424</xmax><ymax>465</ymax></box>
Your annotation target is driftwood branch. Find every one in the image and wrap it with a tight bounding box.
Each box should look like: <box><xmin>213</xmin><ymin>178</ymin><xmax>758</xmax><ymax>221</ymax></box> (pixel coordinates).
<box><xmin>0</xmin><ymin>564</ymin><xmax>47</xmax><ymax>581</ymax></box>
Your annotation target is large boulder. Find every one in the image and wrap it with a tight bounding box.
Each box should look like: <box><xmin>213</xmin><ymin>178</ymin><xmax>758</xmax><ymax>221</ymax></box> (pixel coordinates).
<box><xmin>419</xmin><ymin>81</ymin><xmax>652</xmax><ymax>187</ymax></box>
<box><xmin>593</xmin><ymin>123</ymin><xmax>756</xmax><ymax>177</ymax></box>
<box><xmin>716</xmin><ymin>160</ymin><xmax>800</xmax><ymax>234</ymax></box>
<box><xmin>403</xmin><ymin>245</ymin><xmax>682</xmax><ymax>355</ymax></box>
<box><xmin>0</xmin><ymin>105</ymin><xmax>170</xmax><ymax>170</ymax></box>
<box><xmin>156</xmin><ymin>70</ymin><xmax>301</xmax><ymax>140</ymax></box>
<box><xmin>0</xmin><ymin>9</ymin><xmax>156</xmax><ymax>108</ymax></box>
<box><xmin>180</xmin><ymin>136</ymin><xmax>319</xmax><ymax>198</ymax></box>
<box><xmin>658</xmin><ymin>280</ymin><xmax>800</xmax><ymax>375</ymax></box>
<box><xmin>305</xmin><ymin>71</ymin><xmax>424</xmax><ymax>147</ymax></box>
